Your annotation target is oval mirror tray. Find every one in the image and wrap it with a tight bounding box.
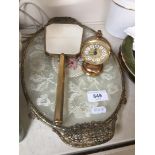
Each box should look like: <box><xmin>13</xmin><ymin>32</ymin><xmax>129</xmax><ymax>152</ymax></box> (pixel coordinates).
<box><xmin>21</xmin><ymin>17</ymin><xmax>126</xmax><ymax>147</ymax></box>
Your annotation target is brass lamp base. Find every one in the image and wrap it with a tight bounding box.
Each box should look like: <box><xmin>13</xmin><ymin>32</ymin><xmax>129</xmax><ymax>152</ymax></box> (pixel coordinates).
<box><xmin>82</xmin><ymin>62</ymin><xmax>103</xmax><ymax>76</ymax></box>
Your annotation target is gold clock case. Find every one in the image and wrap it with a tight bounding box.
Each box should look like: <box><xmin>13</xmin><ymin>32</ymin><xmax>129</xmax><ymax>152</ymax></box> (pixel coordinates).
<box><xmin>81</xmin><ymin>30</ymin><xmax>111</xmax><ymax>76</ymax></box>
<box><xmin>21</xmin><ymin>17</ymin><xmax>126</xmax><ymax>148</ymax></box>
<box><xmin>82</xmin><ymin>61</ymin><xmax>103</xmax><ymax>76</ymax></box>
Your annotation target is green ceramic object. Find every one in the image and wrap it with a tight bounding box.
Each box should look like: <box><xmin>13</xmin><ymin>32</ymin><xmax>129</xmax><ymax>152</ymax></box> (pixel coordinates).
<box><xmin>119</xmin><ymin>36</ymin><xmax>135</xmax><ymax>82</ymax></box>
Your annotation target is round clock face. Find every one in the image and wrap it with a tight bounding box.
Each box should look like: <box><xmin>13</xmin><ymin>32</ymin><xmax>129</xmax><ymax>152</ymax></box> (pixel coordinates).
<box><xmin>81</xmin><ymin>40</ymin><xmax>110</xmax><ymax>65</ymax></box>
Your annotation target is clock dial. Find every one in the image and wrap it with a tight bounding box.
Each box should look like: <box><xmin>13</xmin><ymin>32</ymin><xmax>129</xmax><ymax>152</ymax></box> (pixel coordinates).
<box><xmin>82</xmin><ymin>42</ymin><xmax>110</xmax><ymax>65</ymax></box>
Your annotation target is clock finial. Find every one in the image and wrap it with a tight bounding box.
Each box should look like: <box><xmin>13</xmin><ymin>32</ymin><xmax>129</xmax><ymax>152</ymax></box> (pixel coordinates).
<box><xmin>97</xmin><ymin>30</ymin><xmax>102</xmax><ymax>38</ymax></box>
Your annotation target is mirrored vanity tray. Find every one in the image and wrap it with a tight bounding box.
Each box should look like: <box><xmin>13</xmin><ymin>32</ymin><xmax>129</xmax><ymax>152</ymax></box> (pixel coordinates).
<box><xmin>21</xmin><ymin>17</ymin><xmax>126</xmax><ymax>147</ymax></box>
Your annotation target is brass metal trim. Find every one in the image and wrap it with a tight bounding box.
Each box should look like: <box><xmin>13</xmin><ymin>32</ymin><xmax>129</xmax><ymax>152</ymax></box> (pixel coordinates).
<box><xmin>54</xmin><ymin>53</ymin><xmax>65</xmax><ymax>126</ymax></box>
<box><xmin>82</xmin><ymin>62</ymin><xmax>103</xmax><ymax>76</ymax></box>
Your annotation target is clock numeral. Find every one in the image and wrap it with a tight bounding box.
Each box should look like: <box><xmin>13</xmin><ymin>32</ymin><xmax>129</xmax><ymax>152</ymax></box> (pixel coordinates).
<box><xmin>86</xmin><ymin>47</ymin><xmax>90</xmax><ymax>51</ymax></box>
<box><xmin>87</xmin><ymin>57</ymin><xmax>91</xmax><ymax>60</ymax></box>
<box><xmin>99</xmin><ymin>46</ymin><xmax>103</xmax><ymax>50</ymax></box>
<box><xmin>84</xmin><ymin>51</ymin><xmax>89</xmax><ymax>55</ymax></box>
<box><xmin>102</xmin><ymin>49</ymin><xmax>106</xmax><ymax>53</ymax></box>
<box><xmin>95</xmin><ymin>44</ymin><xmax>99</xmax><ymax>48</ymax></box>
<box><xmin>90</xmin><ymin>45</ymin><xmax>94</xmax><ymax>49</ymax></box>
<box><xmin>96</xmin><ymin>58</ymin><xmax>100</xmax><ymax>62</ymax></box>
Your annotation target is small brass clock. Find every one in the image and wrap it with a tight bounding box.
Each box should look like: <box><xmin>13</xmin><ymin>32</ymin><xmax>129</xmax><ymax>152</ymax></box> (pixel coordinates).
<box><xmin>81</xmin><ymin>30</ymin><xmax>111</xmax><ymax>76</ymax></box>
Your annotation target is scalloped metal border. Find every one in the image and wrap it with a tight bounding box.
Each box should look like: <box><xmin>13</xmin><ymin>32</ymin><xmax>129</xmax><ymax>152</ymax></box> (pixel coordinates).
<box><xmin>21</xmin><ymin>17</ymin><xmax>126</xmax><ymax>148</ymax></box>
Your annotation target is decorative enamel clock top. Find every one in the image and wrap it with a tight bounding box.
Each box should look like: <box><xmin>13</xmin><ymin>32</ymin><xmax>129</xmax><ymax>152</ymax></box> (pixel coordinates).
<box><xmin>81</xmin><ymin>30</ymin><xmax>111</xmax><ymax>65</ymax></box>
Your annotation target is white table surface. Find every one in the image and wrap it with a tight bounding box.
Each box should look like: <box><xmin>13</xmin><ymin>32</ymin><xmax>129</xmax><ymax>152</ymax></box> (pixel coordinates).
<box><xmin>19</xmin><ymin>23</ymin><xmax>135</xmax><ymax>155</ymax></box>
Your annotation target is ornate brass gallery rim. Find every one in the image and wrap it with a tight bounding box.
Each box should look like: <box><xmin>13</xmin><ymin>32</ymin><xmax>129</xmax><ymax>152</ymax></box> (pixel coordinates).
<box><xmin>21</xmin><ymin>17</ymin><xmax>126</xmax><ymax>147</ymax></box>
